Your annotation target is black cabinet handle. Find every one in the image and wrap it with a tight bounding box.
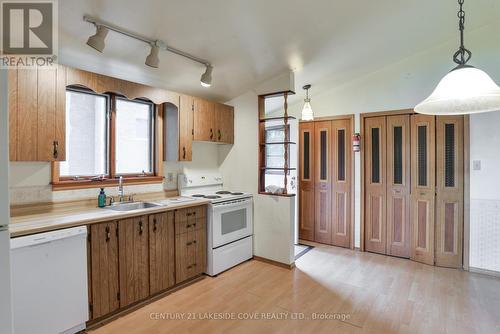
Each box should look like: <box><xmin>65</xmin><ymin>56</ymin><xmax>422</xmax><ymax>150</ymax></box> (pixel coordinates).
<box><xmin>105</xmin><ymin>226</ymin><xmax>110</xmax><ymax>242</ymax></box>
<box><xmin>139</xmin><ymin>221</ymin><xmax>143</xmax><ymax>235</ymax></box>
<box><xmin>186</xmin><ymin>240</ymin><xmax>197</xmax><ymax>246</ymax></box>
<box><xmin>53</xmin><ymin>140</ymin><xmax>59</xmax><ymax>159</ymax></box>
<box><xmin>210</xmin><ymin>128</ymin><xmax>213</xmax><ymax>140</ymax></box>
<box><xmin>182</xmin><ymin>146</ymin><xmax>186</xmax><ymax>159</ymax></box>
<box><xmin>218</xmin><ymin>130</ymin><xmax>221</xmax><ymax>141</ymax></box>
<box><xmin>153</xmin><ymin>219</ymin><xmax>157</xmax><ymax>232</ymax></box>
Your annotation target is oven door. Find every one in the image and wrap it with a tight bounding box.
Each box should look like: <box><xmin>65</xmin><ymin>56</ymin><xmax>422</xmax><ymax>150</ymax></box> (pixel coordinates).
<box><xmin>211</xmin><ymin>197</ymin><xmax>253</xmax><ymax>248</ymax></box>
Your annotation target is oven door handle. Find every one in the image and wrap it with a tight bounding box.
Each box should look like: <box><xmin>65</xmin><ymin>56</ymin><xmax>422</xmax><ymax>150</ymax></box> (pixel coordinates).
<box><xmin>213</xmin><ymin>201</ymin><xmax>252</xmax><ymax>211</ymax></box>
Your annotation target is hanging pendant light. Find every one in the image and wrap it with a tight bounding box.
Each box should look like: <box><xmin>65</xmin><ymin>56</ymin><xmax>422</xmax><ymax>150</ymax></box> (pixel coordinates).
<box><xmin>415</xmin><ymin>0</ymin><xmax>500</xmax><ymax>115</ymax></box>
<box><xmin>301</xmin><ymin>84</ymin><xmax>314</xmax><ymax>121</ymax></box>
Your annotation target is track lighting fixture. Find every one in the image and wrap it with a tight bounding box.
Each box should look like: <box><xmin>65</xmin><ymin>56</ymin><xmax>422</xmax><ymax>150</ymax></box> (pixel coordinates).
<box><xmin>86</xmin><ymin>25</ymin><xmax>108</xmax><ymax>53</ymax></box>
<box><xmin>83</xmin><ymin>15</ymin><xmax>213</xmax><ymax>87</ymax></box>
<box><xmin>200</xmin><ymin>65</ymin><xmax>213</xmax><ymax>88</ymax></box>
<box><xmin>145</xmin><ymin>43</ymin><xmax>160</xmax><ymax>68</ymax></box>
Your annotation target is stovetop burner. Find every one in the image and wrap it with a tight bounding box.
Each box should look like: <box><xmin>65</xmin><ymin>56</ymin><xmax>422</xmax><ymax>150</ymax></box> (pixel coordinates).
<box><xmin>215</xmin><ymin>191</ymin><xmax>232</xmax><ymax>195</ymax></box>
<box><xmin>192</xmin><ymin>194</ymin><xmax>206</xmax><ymax>198</ymax></box>
<box><xmin>204</xmin><ymin>195</ymin><xmax>222</xmax><ymax>199</ymax></box>
<box><xmin>231</xmin><ymin>192</ymin><xmax>244</xmax><ymax>195</ymax></box>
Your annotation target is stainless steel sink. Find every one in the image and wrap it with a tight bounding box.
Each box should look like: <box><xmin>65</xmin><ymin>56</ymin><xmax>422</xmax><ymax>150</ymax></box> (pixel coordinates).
<box><xmin>106</xmin><ymin>201</ymin><xmax>160</xmax><ymax>212</ymax></box>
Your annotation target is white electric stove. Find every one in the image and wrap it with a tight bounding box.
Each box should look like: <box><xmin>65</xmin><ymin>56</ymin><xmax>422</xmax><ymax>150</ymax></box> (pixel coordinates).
<box><xmin>178</xmin><ymin>173</ymin><xmax>253</xmax><ymax>276</ymax></box>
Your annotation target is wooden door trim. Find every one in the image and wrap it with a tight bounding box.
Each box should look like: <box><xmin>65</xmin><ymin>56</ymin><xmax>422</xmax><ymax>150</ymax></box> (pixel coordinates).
<box><xmin>360</xmin><ymin>109</ymin><xmax>414</xmax><ymax>252</ymax></box>
<box><xmin>463</xmin><ymin>115</ymin><xmax>470</xmax><ymax>271</ymax></box>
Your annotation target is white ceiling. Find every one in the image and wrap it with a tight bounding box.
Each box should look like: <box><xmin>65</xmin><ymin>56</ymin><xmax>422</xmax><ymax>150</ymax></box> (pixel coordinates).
<box><xmin>58</xmin><ymin>0</ymin><xmax>500</xmax><ymax>102</ymax></box>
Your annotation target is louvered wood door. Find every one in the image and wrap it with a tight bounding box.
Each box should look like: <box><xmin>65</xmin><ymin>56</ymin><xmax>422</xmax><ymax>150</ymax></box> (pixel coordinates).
<box><xmin>331</xmin><ymin>119</ymin><xmax>352</xmax><ymax>248</ymax></box>
<box><xmin>314</xmin><ymin>121</ymin><xmax>332</xmax><ymax>244</ymax></box>
<box><xmin>435</xmin><ymin>116</ymin><xmax>464</xmax><ymax>268</ymax></box>
<box><xmin>149</xmin><ymin>212</ymin><xmax>175</xmax><ymax>295</ymax></box>
<box><xmin>299</xmin><ymin>122</ymin><xmax>315</xmax><ymax>241</ymax></box>
<box><xmin>386</xmin><ymin>115</ymin><xmax>411</xmax><ymax>258</ymax></box>
<box><xmin>364</xmin><ymin>117</ymin><xmax>387</xmax><ymax>254</ymax></box>
<box><xmin>410</xmin><ymin>115</ymin><xmax>436</xmax><ymax>265</ymax></box>
<box><xmin>118</xmin><ymin>216</ymin><xmax>150</xmax><ymax>308</ymax></box>
<box><xmin>89</xmin><ymin>221</ymin><xmax>120</xmax><ymax>320</ymax></box>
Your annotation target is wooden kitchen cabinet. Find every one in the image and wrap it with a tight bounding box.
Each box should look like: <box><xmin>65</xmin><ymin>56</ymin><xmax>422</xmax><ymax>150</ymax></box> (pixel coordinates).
<box><xmin>149</xmin><ymin>212</ymin><xmax>175</xmax><ymax>295</ymax></box>
<box><xmin>179</xmin><ymin>95</ymin><xmax>194</xmax><ymax>161</ymax></box>
<box><xmin>215</xmin><ymin>103</ymin><xmax>234</xmax><ymax>144</ymax></box>
<box><xmin>88</xmin><ymin>221</ymin><xmax>120</xmax><ymax>320</ymax></box>
<box><xmin>8</xmin><ymin>66</ymin><xmax>66</xmax><ymax>161</ymax></box>
<box><xmin>118</xmin><ymin>216</ymin><xmax>150</xmax><ymax>308</ymax></box>
<box><xmin>193</xmin><ymin>97</ymin><xmax>216</xmax><ymax>142</ymax></box>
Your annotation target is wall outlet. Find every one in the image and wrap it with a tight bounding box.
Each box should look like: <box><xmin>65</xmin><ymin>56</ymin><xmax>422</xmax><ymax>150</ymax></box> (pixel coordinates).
<box><xmin>472</xmin><ymin>160</ymin><xmax>481</xmax><ymax>171</ymax></box>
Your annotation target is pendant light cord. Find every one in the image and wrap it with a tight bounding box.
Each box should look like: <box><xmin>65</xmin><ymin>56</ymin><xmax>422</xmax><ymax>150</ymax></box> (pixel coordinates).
<box><xmin>453</xmin><ymin>0</ymin><xmax>472</xmax><ymax>66</ymax></box>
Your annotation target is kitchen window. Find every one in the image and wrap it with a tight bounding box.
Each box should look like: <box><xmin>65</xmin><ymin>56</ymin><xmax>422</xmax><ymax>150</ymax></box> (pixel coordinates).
<box><xmin>264</xmin><ymin>125</ymin><xmax>290</xmax><ymax>172</ymax></box>
<box><xmin>52</xmin><ymin>87</ymin><xmax>162</xmax><ymax>190</ymax></box>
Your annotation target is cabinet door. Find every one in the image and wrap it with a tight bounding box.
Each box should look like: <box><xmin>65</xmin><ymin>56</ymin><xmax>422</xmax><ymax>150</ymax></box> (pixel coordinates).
<box><xmin>314</xmin><ymin>121</ymin><xmax>332</xmax><ymax>244</ymax></box>
<box><xmin>364</xmin><ymin>116</ymin><xmax>387</xmax><ymax>254</ymax></box>
<box><xmin>386</xmin><ymin>115</ymin><xmax>411</xmax><ymax>258</ymax></box>
<box><xmin>193</xmin><ymin>227</ymin><xmax>207</xmax><ymax>275</ymax></box>
<box><xmin>194</xmin><ymin>98</ymin><xmax>215</xmax><ymax>141</ymax></box>
<box><xmin>118</xmin><ymin>216</ymin><xmax>150</xmax><ymax>307</ymax></box>
<box><xmin>299</xmin><ymin>122</ymin><xmax>315</xmax><ymax>241</ymax></box>
<box><xmin>435</xmin><ymin>116</ymin><xmax>464</xmax><ymax>268</ymax></box>
<box><xmin>179</xmin><ymin>95</ymin><xmax>193</xmax><ymax>161</ymax></box>
<box><xmin>9</xmin><ymin>66</ymin><xmax>66</xmax><ymax>161</ymax></box>
<box><xmin>410</xmin><ymin>115</ymin><xmax>436</xmax><ymax>265</ymax></box>
<box><xmin>89</xmin><ymin>221</ymin><xmax>120</xmax><ymax>320</ymax></box>
<box><xmin>149</xmin><ymin>212</ymin><xmax>175</xmax><ymax>295</ymax></box>
<box><xmin>331</xmin><ymin>119</ymin><xmax>352</xmax><ymax>248</ymax></box>
<box><xmin>215</xmin><ymin>103</ymin><xmax>234</xmax><ymax>144</ymax></box>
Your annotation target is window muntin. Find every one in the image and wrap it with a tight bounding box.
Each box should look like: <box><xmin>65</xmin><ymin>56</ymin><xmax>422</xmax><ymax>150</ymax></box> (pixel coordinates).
<box><xmin>115</xmin><ymin>98</ymin><xmax>154</xmax><ymax>175</ymax></box>
<box><xmin>264</xmin><ymin>125</ymin><xmax>290</xmax><ymax>170</ymax></box>
<box><xmin>59</xmin><ymin>89</ymin><xmax>109</xmax><ymax>178</ymax></box>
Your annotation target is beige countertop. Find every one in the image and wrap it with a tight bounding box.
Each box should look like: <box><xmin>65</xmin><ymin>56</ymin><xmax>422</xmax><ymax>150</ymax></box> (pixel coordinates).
<box><xmin>9</xmin><ymin>197</ymin><xmax>210</xmax><ymax>237</ymax></box>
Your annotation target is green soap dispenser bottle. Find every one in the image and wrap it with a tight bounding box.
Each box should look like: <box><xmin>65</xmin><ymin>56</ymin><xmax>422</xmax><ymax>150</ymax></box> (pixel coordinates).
<box><xmin>98</xmin><ymin>188</ymin><xmax>106</xmax><ymax>208</ymax></box>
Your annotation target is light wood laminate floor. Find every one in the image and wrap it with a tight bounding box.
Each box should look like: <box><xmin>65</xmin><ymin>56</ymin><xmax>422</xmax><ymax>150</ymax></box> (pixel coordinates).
<box><xmin>90</xmin><ymin>245</ymin><xmax>500</xmax><ymax>334</ymax></box>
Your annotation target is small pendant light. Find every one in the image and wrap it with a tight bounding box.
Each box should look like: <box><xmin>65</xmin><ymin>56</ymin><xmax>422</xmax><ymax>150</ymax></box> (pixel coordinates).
<box><xmin>415</xmin><ymin>0</ymin><xmax>500</xmax><ymax>115</ymax></box>
<box><xmin>301</xmin><ymin>84</ymin><xmax>314</xmax><ymax>121</ymax></box>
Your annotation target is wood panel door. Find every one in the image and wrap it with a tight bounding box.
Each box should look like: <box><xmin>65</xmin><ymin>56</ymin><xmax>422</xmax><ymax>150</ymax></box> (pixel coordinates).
<box><xmin>215</xmin><ymin>103</ymin><xmax>234</xmax><ymax>144</ymax></box>
<box><xmin>149</xmin><ymin>212</ymin><xmax>175</xmax><ymax>295</ymax></box>
<box><xmin>118</xmin><ymin>216</ymin><xmax>150</xmax><ymax>308</ymax></box>
<box><xmin>331</xmin><ymin>119</ymin><xmax>352</xmax><ymax>248</ymax></box>
<box><xmin>179</xmin><ymin>95</ymin><xmax>194</xmax><ymax>161</ymax></box>
<box><xmin>314</xmin><ymin>121</ymin><xmax>332</xmax><ymax>244</ymax></box>
<box><xmin>194</xmin><ymin>98</ymin><xmax>215</xmax><ymax>141</ymax></box>
<box><xmin>364</xmin><ymin>116</ymin><xmax>387</xmax><ymax>254</ymax></box>
<box><xmin>386</xmin><ymin>115</ymin><xmax>411</xmax><ymax>258</ymax></box>
<box><xmin>89</xmin><ymin>221</ymin><xmax>120</xmax><ymax>320</ymax></box>
<box><xmin>299</xmin><ymin>122</ymin><xmax>315</xmax><ymax>241</ymax></box>
<box><xmin>435</xmin><ymin>116</ymin><xmax>464</xmax><ymax>268</ymax></box>
<box><xmin>410</xmin><ymin>115</ymin><xmax>436</xmax><ymax>265</ymax></box>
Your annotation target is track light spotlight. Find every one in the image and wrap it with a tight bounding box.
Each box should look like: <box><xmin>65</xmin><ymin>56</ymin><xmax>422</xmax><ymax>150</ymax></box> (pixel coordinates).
<box><xmin>200</xmin><ymin>65</ymin><xmax>213</xmax><ymax>87</ymax></box>
<box><xmin>86</xmin><ymin>25</ymin><xmax>109</xmax><ymax>53</ymax></box>
<box><xmin>145</xmin><ymin>43</ymin><xmax>160</xmax><ymax>68</ymax></box>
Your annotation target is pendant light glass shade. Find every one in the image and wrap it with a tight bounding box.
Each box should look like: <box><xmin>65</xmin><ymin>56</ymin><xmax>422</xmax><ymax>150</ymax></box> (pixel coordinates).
<box><xmin>415</xmin><ymin>66</ymin><xmax>500</xmax><ymax>115</ymax></box>
<box><xmin>301</xmin><ymin>84</ymin><xmax>314</xmax><ymax>121</ymax></box>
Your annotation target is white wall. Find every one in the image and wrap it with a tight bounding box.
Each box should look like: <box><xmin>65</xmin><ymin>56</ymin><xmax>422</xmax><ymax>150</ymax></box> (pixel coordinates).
<box><xmin>469</xmin><ymin>111</ymin><xmax>500</xmax><ymax>272</ymax></box>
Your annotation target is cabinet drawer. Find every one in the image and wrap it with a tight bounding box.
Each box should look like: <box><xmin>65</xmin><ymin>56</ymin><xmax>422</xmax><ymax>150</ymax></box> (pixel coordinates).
<box><xmin>175</xmin><ymin>206</ymin><xmax>207</xmax><ymax>235</ymax></box>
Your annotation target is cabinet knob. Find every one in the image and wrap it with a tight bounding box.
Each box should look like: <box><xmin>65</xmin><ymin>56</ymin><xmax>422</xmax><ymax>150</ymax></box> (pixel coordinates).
<box><xmin>218</xmin><ymin>130</ymin><xmax>221</xmax><ymax>141</ymax></box>
<box><xmin>139</xmin><ymin>221</ymin><xmax>144</xmax><ymax>235</ymax></box>
<box><xmin>182</xmin><ymin>146</ymin><xmax>186</xmax><ymax>159</ymax></box>
<box><xmin>53</xmin><ymin>140</ymin><xmax>59</xmax><ymax>159</ymax></box>
<box><xmin>153</xmin><ymin>219</ymin><xmax>157</xmax><ymax>232</ymax></box>
<box><xmin>105</xmin><ymin>226</ymin><xmax>110</xmax><ymax>242</ymax></box>
<box><xmin>210</xmin><ymin>128</ymin><xmax>213</xmax><ymax>140</ymax></box>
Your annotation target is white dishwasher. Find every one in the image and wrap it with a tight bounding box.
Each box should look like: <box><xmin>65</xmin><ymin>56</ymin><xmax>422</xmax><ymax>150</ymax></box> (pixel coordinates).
<box><xmin>10</xmin><ymin>226</ymin><xmax>89</xmax><ymax>334</ymax></box>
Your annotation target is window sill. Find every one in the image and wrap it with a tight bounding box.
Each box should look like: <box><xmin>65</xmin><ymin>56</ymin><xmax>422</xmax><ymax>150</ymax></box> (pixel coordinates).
<box><xmin>52</xmin><ymin>176</ymin><xmax>164</xmax><ymax>191</ymax></box>
<box><xmin>258</xmin><ymin>192</ymin><xmax>296</xmax><ymax>198</ymax></box>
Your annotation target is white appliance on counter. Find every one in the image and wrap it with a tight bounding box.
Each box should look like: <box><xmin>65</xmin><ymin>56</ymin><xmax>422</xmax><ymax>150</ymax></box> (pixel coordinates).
<box><xmin>10</xmin><ymin>226</ymin><xmax>89</xmax><ymax>334</ymax></box>
<box><xmin>178</xmin><ymin>173</ymin><xmax>253</xmax><ymax>276</ymax></box>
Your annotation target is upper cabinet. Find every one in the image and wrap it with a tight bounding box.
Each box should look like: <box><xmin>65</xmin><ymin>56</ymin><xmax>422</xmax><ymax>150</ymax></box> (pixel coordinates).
<box><xmin>8</xmin><ymin>64</ymin><xmax>234</xmax><ymax>162</ymax></box>
<box><xmin>9</xmin><ymin>66</ymin><xmax>66</xmax><ymax>161</ymax></box>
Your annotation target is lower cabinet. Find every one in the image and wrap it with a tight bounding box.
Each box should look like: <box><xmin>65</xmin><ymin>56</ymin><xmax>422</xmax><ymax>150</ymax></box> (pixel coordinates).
<box><xmin>87</xmin><ymin>205</ymin><xmax>207</xmax><ymax>322</ymax></box>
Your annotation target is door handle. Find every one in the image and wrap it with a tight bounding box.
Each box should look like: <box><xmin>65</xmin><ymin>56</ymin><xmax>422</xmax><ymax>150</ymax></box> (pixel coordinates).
<box><xmin>53</xmin><ymin>140</ymin><xmax>59</xmax><ymax>159</ymax></box>
<box><xmin>182</xmin><ymin>146</ymin><xmax>186</xmax><ymax>159</ymax></box>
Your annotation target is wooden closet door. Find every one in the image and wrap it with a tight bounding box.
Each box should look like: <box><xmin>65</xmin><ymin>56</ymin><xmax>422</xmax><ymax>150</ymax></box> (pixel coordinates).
<box><xmin>299</xmin><ymin>122</ymin><xmax>315</xmax><ymax>241</ymax></box>
<box><xmin>386</xmin><ymin>115</ymin><xmax>411</xmax><ymax>258</ymax></box>
<box><xmin>410</xmin><ymin>115</ymin><xmax>436</xmax><ymax>265</ymax></box>
<box><xmin>314</xmin><ymin>121</ymin><xmax>332</xmax><ymax>244</ymax></box>
<box><xmin>364</xmin><ymin>117</ymin><xmax>387</xmax><ymax>254</ymax></box>
<box><xmin>435</xmin><ymin>116</ymin><xmax>464</xmax><ymax>268</ymax></box>
<box><xmin>331</xmin><ymin>119</ymin><xmax>352</xmax><ymax>248</ymax></box>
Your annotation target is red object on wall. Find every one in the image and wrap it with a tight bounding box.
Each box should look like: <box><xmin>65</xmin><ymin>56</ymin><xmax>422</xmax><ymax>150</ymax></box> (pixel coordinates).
<box><xmin>352</xmin><ymin>133</ymin><xmax>361</xmax><ymax>152</ymax></box>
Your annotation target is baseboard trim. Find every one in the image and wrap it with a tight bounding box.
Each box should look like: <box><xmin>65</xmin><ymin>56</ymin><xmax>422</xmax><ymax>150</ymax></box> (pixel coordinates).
<box><xmin>253</xmin><ymin>256</ymin><xmax>295</xmax><ymax>269</ymax></box>
<box><xmin>469</xmin><ymin>267</ymin><xmax>500</xmax><ymax>278</ymax></box>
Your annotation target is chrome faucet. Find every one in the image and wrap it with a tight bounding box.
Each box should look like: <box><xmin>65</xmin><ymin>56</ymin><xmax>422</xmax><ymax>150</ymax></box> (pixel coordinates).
<box><xmin>118</xmin><ymin>176</ymin><xmax>124</xmax><ymax>202</ymax></box>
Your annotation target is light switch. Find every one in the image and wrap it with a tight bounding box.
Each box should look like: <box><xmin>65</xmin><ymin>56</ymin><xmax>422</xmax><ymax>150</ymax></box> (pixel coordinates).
<box><xmin>472</xmin><ymin>160</ymin><xmax>481</xmax><ymax>171</ymax></box>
